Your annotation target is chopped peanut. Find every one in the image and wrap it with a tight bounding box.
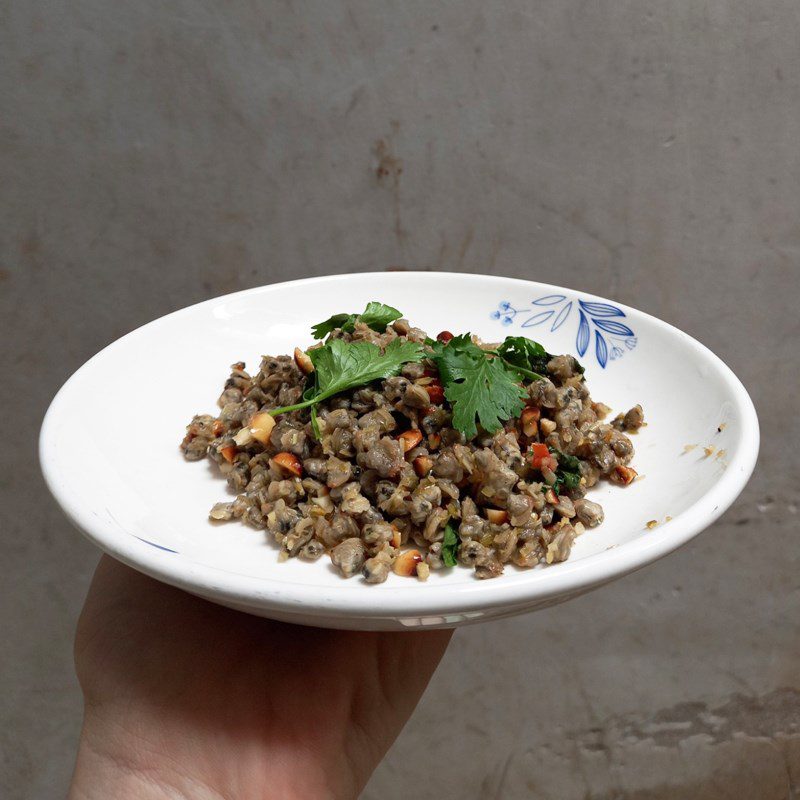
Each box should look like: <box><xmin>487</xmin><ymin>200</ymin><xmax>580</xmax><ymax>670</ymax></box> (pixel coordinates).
<box><xmin>249</xmin><ymin>411</ymin><xmax>276</xmax><ymax>444</ymax></box>
<box><xmin>413</xmin><ymin>455</ymin><xmax>433</xmax><ymax>477</ymax></box>
<box><xmin>612</xmin><ymin>465</ymin><xmax>637</xmax><ymax>485</ymax></box>
<box><xmin>521</xmin><ymin>407</ymin><xmax>540</xmax><ymax>437</ymax></box>
<box><xmin>484</xmin><ymin>508</ymin><xmax>509</xmax><ymax>524</ymax></box>
<box><xmin>233</xmin><ymin>427</ymin><xmax>254</xmax><ymax>446</ymax></box>
<box><xmin>540</xmin><ymin>418</ymin><xmax>557</xmax><ymax>435</ymax></box>
<box><xmin>544</xmin><ymin>488</ymin><xmax>559</xmax><ymax>505</ymax></box>
<box><xmin>311</xmin><ymin>495</ymin><xmax>334</xmax><ymax>514</ymax></box>
<box><xmin>397</xmin><ymin>429</ymin><xmax>423</xmax><ymax>453</ymax></box>
<box><xmin>293</xmin><ymin>347</ymin><xmax>314</xmax><ymax>375</ymax></box>
<box><xmin>390</xmin><ymin>525</ymin><xmax>402</xmax><ymax>548</ymax></box>
<box><xmin>393</xmin><ymin>549</ymin><xmax>424</xmax><ymax>577</ymax></box>
<box><xmin>273</xmin><ymin>452</ymin><xmax>303</xmax><ymax>477</ymax></box>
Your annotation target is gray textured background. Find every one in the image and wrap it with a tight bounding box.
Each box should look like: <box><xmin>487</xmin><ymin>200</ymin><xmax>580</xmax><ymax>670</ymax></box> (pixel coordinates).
<box><xmin>2</xmin><ymin>2</ymin><xmax>799</xmax><ymax>798</ymax></box>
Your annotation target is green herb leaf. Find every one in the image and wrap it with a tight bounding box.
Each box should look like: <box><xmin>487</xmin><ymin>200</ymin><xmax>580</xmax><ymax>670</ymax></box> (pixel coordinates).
<box><xmin>310</xmin><ymin>337</ymin><xmax>425</xmax><ymax>399</ymax></box>
<box><xmin>357</xmin><ymin>302</ymin><xmax>403</xmax><ymax>333</ymax></box>
<box><xmin>311</xmin><ymin>313</ymin><xmax>353</xmax><ymax>340</ymax></box>
<box><xmin>270</xmin><ymin>337</ymin><xmax>426</xmax><ymax>419</ymax></box>
<box><xmin>430</xmin><ymin>335</ymin><xmax>526</xmax><ymax>439</ymax></box>
<box><xmin>441</xmin><ymin>521</ymin><xmax>459</xmax><ymax>567</ymax></box>
<box><xmin>552</xmin><ymin>449</ymin><xmax>582</xmax><ymax>493</ymax></box>
<box><xmin>311</xmin><ymin>302</ymin><xmax>403</xmax><ymax>339</ymax></box>
<box><xmin>496</xmin><ymin>336</ymin><xmax>551</xmax><ymax>378</ymax></box>
<box><xmin>427</xmin><ymin>333</ymin><xmax>474</xmax><ymax>384</ymax></box>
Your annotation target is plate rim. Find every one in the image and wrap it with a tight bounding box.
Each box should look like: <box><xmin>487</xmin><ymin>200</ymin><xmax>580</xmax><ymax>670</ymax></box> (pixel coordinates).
<box><xmin>39</xmin><ymin>272</ymin><xmax>760</xmax><ymax>619</ymax></box>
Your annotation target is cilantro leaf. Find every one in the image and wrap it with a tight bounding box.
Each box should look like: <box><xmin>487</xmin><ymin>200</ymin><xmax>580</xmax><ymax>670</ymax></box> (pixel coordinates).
<box><xmin>496</xmin><ymin>336</ymin><xmax>550</xmax><ymax>378</ymax></box>
<box><xmin>357</xmin><ymin>302</ymin><xmax>403</xmax><ymax>333</ymax></box>
<box><xmin>496</xmin><ymin>336</ymin><xmax>585</xmax><ymax>377</ymax></box>
<box><xmin>310</xmin><ymin>337</ymin><xmax>424</xmax><ymax>397</ymax></box>
<box><xmin>441</xmin><ymin>521</ymin><xmax>459</xmax><ymax>567</ymax></box>
<box><xmin>270</xmin><ymin>338</ymin><xmax>425</xmax><ymax>418</ymax></box>
<box><xmin>552</xmin><ymin>449</ymin><xmax>582</xmax><ymax>493</ymax></box>
<box><xmin>311</xmin><ymin>302</ymin><xmax>403</xmax><ymax>339</ymax></box>
<box><xmin>428</xmin><ymin>333</ymin><xmax>476</xmax><ymax>385</ymax></box>
<box><xmin>430</xmin><ymin>335</ymin><xmax>526</xmax><ymax>438</ymax></box>
<box><xmin>311</xmin><ymin>313</ymin><xmax>353</xmax><ymax>340</ymax></box>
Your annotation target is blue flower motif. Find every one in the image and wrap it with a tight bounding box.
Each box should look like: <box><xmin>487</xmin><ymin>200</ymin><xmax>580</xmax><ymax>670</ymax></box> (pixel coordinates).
<box><xmin>490</xmin><ymin>294</ymin><xmax>637</xmax><ymax>368</ymax></box>
<box><xmin>491</xmin><ymin>301</ymin><xmax>522</xmax><ymax>324</ymax></box>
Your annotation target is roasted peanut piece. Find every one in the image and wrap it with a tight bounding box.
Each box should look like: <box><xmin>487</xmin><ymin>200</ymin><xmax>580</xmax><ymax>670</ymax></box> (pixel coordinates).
<box><xmin>521</xmin><ymin>407</ymin><xmax>540</xmax><ymax>437</ymax></box>
<box><xmin>612</xmin><ymin>465</ymin><xmax>637</xmax><ymax>485</ymax></box>
<box><xmin>393</xmin><ymin>549</ymin><xmax>424</xmax><ymax>576</ymax></box>
<box><xmin>484</xmin><ymin>508</ymin><xmax>509</xmax><ymax>524</ymax></box>
<box><xmin>233</xmin><ymin>427</ymin><xmax>254</xmax><ymax>446</ymax></box>
<box><xmin>397</xmin><ymin>429</ymin><xmax>423</xmax><ymax>453</ymax></box>
<box><xmin>544</xmin><ymin>488</ymin><xmax>559</xmax><ymax>505</ymax></box>
<box><xmin>273</xmin><ymin>452</ymin><xmax>304</xmax><ymax>477</ymax></box>
<box><xmin>390</xmin><ymin>525</ymin><xmax>402</xmax><ymax>548</ymax></box>
<box><xmin>294</xmin><ymin>347</ymin><xmax>315</xmax><ymax>375</ymax></box>
<box><xmin>539</xmin><ymin>418</ymin><xmax>557</xmax><ymax>436</ymax></box>
<box><xmin>413</xmin><ymin>455</ymin><xmax>434</xmax><ymax>477</ymax></box>
<box><xmin>249</xmin><ymin>411</ymin><xmax>276</xmax><ymax>443</ymax></box>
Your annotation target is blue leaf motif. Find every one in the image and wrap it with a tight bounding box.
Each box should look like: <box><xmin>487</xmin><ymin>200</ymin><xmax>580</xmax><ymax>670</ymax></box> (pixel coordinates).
<box><xmin>550</xmin><ymin>301</ymin><xmax>573</xmax><ymax>332</ymax></box>
<box><xmin>576</xmin><ymin>310</ymin><xmax>590</xmax><ymax>356</ymax></box>
<box><xmin>135</xmin><ymin>536</ymin><xmax>179</xmax><ymax>553</ymax></box>
<box><xmin>486</xmin><ymin>294</ymin><xmax>636</xmax><ymax>368</ymax></box>
<box><xmin>531</xmin><ymin>294</ymin><xmax>566</xmax><ymax>306</ymax></box>
<box><xmin>593</xmin><ymin>319</ymin><xmax>635</xmax><ymax>337</ymax></box>
<box><xmin>578</xmin><ymin>300</ymin><xmax>625</xmax><ymax>318</ymax></box>
<box><xmin>522</xmin><ymin>310</ymin><xmax>554</xmax><ymax>328</ymax></box>
<box><xmin>595</xmin><ymin>331</ymin><xmax>608</xmax><ymax>368</ymax></box>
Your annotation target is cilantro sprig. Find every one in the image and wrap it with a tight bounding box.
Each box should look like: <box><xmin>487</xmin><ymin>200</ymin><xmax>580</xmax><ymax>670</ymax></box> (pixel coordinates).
<box><xmin>270</xmin><ymin>337</ymin><xmax>425</xmax><ymax>419</ymax></box>
<box><xmin>494</xmin><ymin>336</ymin><xmax>550</xmax><ymax>379</ymax></box>
<box><xmin>312</xmin><ymin>301</ymin><xmax>403</xmax><ymax>340</ymax></box>
<box><xmin>429</xmin><ymin>334</ymin><xmax>527</xmax><ymax>439</ymax></box>
<box><xmin>279</xmin><ymin>305</ymin><xmax>570</xmax><ymax>444</ymax></box>
<box><xmin>497</xmin><ymin>336</ymin><xmax>585</xmax><ymax>377</ymax></box>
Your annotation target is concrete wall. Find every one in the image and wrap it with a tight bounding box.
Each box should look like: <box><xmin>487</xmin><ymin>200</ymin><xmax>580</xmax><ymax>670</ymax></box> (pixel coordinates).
<box><xmin>2</xmin><ymin>2</ymin><xmax>799</xmax><ymax>797</ymax></box>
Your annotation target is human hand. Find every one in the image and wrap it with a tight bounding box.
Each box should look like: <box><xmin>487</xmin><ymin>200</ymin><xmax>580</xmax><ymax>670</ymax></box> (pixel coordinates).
<box><xmin>69</xmin><ymin>556</ymin><xmax>452</xmax><ymax>800</ymax></box>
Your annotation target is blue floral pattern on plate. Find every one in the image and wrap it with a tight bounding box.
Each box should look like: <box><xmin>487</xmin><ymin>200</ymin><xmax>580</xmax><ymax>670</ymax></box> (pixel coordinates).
<box><xmin>134</xmin><ymin>535</ymin><xmax>179</xmax><ymax>554</ymax></box>
<box><xmin>490</xmin><ymin>295</ymin><xmax>637</xmax><ymax>368</ymax></box>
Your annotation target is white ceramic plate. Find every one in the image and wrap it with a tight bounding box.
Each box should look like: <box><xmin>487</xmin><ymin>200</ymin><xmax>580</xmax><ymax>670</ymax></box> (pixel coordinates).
<box><xmin>40</xmin><ymin>273</ymin><xmax>758</xmax><ymax>630</ymax></box>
